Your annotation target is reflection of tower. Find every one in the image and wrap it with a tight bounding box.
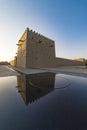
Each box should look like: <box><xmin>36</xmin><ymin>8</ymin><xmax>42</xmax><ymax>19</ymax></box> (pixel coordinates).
<box><xmin>17</xmin><ymin>72</ymin><xmax>55</xmax><ymax>105</ymax></box>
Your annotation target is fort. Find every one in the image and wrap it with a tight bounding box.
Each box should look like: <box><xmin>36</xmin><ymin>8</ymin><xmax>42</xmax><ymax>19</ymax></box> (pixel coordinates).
<box><xmin>10</xmin><ymin>28</ymin><xmax>85</xmax><ymax>68</ymax></box>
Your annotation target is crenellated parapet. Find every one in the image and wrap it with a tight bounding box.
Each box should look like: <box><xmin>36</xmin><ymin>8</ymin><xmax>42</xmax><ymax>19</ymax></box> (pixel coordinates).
<box><xmin>26</xmin><ymin>27</ymin><xmax>54</xmax><ymax>42</ymax></box>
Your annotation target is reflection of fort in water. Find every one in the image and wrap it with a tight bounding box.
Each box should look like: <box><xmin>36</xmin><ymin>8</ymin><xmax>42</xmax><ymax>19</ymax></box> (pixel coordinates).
<box><xmin>17</xmin><ymin>72</ymin><xmax>55</xmax><ymax>105</ymax></box>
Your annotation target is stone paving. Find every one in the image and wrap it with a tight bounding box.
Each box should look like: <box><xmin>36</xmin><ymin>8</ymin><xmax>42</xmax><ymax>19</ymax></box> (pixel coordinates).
<box><xmin>0</xmin><ymin>65</ymin><xmax>87</xmax><ymax>77</ymax></box>
<box><xmin>11</xmin><ymin>65</ymin><xmax>87</xmax><ymax>77</ymax></box>
<box><xmin>0</xmin><ymin>65</ymin><xmax>20</xmax><ymax>77</ymax></box>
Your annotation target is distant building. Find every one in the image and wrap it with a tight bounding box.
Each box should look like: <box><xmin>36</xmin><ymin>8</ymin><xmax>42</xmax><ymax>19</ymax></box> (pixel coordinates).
<box><xmin>74</xmin><ymin>58</ymin><xmax>85</xmax><ymax>62</ymax></box>
<box><xmin>15</xmin><ymin>28</ymin><xmax>85</xmax><ymax>68</ymax></box>
<box><xmin>10</xmin><ymin>56</ymin><xmax>17</xmax><ymax>66</ymax></box>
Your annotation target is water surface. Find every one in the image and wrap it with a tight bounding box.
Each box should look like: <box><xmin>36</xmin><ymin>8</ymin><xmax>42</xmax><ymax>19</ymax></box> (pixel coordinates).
<box><xmin>0</xmin><ymin>72</ymin><xmax>87</xmax><ymax>130</ymax></box>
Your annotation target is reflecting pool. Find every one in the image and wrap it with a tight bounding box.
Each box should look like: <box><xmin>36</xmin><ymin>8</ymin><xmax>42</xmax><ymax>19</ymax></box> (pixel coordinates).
<box><xmin>0</xmin><ymin>72</ymin><xmax>87</xmax><ymax>130</ymax></box>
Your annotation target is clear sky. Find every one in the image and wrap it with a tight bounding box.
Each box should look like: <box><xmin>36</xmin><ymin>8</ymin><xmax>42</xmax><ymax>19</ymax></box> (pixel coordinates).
<box><xmin>0</xmin><ymin>0</ymin><xmax>87</xmax><ymax>61</ymax></box>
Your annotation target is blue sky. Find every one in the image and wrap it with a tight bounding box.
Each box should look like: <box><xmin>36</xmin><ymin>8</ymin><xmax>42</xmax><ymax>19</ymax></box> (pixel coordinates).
<box><xmin>0</xmin><ymin>0</ymin><xmax>87</xmax><ymax>61</ymax></box>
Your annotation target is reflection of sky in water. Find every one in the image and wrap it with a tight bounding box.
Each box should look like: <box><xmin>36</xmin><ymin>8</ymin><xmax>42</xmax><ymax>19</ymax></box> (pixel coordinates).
<box><xmin>0</xmin><ymin>72</ymin><xmax>87</xmax><ymax>130</ymax></box>
<box><xmin>0</xmin><ymin>76</ymin><xmax>17</xmax><ymax>89</ymax></box>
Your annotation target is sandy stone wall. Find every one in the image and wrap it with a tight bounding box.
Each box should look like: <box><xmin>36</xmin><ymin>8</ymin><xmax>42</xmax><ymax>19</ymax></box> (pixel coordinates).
<box><xmin>16</xmin><ymin>31</ymin><xmax>27</xmax><ymax>68</ymax></box>
<box><xmin>10</xmin><ymin>60</ymin><xmax>14</xmax><ymax>66</ymax></box>
<box><xmin>17</xmin><ymin>28</ymin><xmax>56</xmax><ymax>68</ymax></box>
<box><xmin>10</xmin><ymin>56</ymin><xmax>17</xmax><ymax>66</ymax></box>
<box><xmin>16</xmin><ymin>28</ymin><xmax>85</xmax><ymax>68</ymax></box>
<box><xmin>55</xmin><ymin>57</ymin><xmax>85</xmax><ymax>67</ymax></box>
<box><xmin>26</xmin><ymin>29</ymin><xmax>56</xmax><ymax>68</ymax></box>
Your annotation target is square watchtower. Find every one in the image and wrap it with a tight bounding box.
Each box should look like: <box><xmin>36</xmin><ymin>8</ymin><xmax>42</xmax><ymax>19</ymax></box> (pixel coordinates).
<box><xmin>17</xmin><ymin>28</ymin><xmax>56</xmax><ymax>68</ymax></box>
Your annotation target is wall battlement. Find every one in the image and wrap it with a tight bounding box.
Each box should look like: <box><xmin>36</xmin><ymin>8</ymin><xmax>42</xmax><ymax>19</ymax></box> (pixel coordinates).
<box><xmin>26</xmin><ymin>28</ymin><xmax>54</xmax><ymax>42</ymax></box>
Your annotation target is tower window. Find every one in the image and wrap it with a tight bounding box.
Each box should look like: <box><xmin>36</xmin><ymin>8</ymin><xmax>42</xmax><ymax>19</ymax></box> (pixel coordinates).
<box><xmin>38</xmin><ymin>40</ymin><xmax>42</xmax><ymax>43</ymax></box>
<box><xmin>49</xmin><ymin>45</ymin><xmax>53</xmax><ymax>47</ymax></box>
